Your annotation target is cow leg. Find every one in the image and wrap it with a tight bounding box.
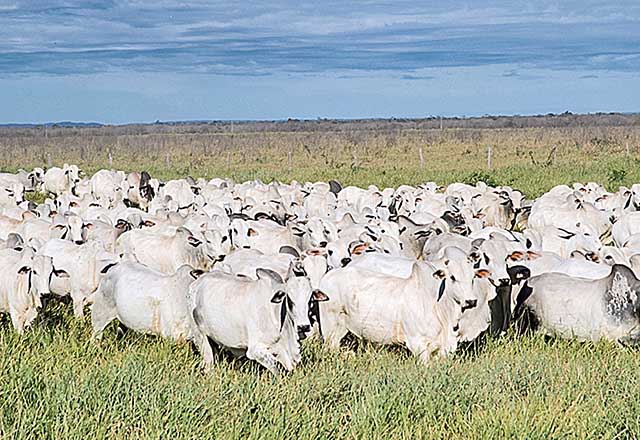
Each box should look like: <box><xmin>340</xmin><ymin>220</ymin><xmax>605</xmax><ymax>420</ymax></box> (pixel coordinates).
<box><xmin>319</xmin><ymin>310</ymin><xmax>348</xmax><ymax>349</ymax></box>
<box><xmin>8</xmin><ymin>306</ymin><xmax>25</xmax><ymax>334</ymax></box>
<box><xmin>197</xmin><ymin>334</ymin><xmax>215</xmax><ymax>372</ymax></box>
<box><xmin>70</xmin><ymin>290</ymin><xmax>86</xmax><ymax>317</ymax></box>
<box><xmin>90</xmin><ymin>294</ymin><xmax>117</xmax><ymax>340</ymax></box>
<box><xmin>246</xmin><ymin>343</ymin><xmax>281</xmax><ymax>376</ymax></box>
<box><xmin>406</xmin><ymin>337</ymin><xmax>433</xmax><ymax>365</ymax></box>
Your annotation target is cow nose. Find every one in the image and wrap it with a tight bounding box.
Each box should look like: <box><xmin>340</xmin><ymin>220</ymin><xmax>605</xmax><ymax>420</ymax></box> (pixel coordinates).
<box><xmin>297</xmin><ymin>325</ymin><xmax>311</xmax><ymax>334</ymax></box>
<box><xmin>75</xmin><ymin>240</ymin><xmax>85</xmax><ymax>245</ymax></box>
<box><xmin>341</xmin><ymin>257</ymin><xmax>351</xmax><ymax>267</ymax></box>
<box><xmin>499</xmin><ymin>278</ymin><xmax>510</xmax><ymax>287</ymax></box>
<box><xmin>319</xmin><ymin>241</ymin><xmax>328</xmax><ymax>248</ymax></box>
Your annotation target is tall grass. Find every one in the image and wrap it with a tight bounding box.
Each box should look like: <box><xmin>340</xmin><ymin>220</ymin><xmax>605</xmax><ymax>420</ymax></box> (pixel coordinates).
<box><xmin>2</xmin><ymin>123</ymin><xmax>640</xmax><ymax>438</ymax></box>
<box><xmin>1</xmin><ymin>304</ymin><xmax>639</xmax><ymax>438</ymax></box>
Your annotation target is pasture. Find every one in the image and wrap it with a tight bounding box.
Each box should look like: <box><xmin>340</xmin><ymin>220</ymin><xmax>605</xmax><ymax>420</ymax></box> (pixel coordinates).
<box><xmin>2</xmin><ymin>117</ymin><xmax>640</xmax><ymax>438</ymax></box>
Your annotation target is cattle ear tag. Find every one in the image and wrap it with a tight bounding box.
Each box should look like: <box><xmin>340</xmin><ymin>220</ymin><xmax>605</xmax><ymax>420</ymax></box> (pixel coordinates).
<box><xmin>271</xmin><ymin>290</ymin><xmax>286</xmax><ymax>304</ymax></box>
<box><xmin>432</xmin><ymin>270</ymin><xmax>446</xmax><ymax>280</ymax></box>
<box><xmin>17</xmin><ymin>266</ymin><xmax>31</xmax><ymax>275</ymax></box>
<box><xmin>311</xmin><ymin>289</ymin><xmax>329</xmax><ymax>302</ymax></box>
<box><xmin>475</xmin><ymin>269</ymin><xmax>491</xmax><ymax>279</ymax></box>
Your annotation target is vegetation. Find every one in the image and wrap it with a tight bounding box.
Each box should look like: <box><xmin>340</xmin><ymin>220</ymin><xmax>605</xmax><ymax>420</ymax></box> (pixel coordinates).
<box><xmin>2</xmin><ymin>117</ymin><xmax>640</xmax><ymax>438</ymax></box>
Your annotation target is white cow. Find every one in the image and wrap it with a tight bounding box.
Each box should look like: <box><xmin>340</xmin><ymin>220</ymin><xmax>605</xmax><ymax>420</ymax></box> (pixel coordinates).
<box><xmin>189</xmin><ymin>266</ymin><xmax>327</xmax><ymax>375</ymax></box>
<box><xmin>91</xmin><ymin>262</ymin><xmax>203</xmax><ymax>341</ymax></box>
<box><xmin>115</xmin><ymin>227</ymin><xmax>214</xmax><ymax>273</ymax></box>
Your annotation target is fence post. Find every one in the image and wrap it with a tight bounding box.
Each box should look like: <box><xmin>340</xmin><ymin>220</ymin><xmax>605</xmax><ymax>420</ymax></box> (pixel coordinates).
<box><xmin>226</xmin><ymin>151</ymin><xmax>231</xmax><ymax>169</ymax></box>
<box><xmin>352</xmin><ymin>146</ymin><xmax>359</xmax><ymax>168</ymax></box>
<box><xmin>108</xmin><ymin>150</ymin><xmax>113</xmax><ymax>168</ymax></box>
<box><xmin>287</xmin><ymin>149</ymin><xmax>292</xmax><ymax>171</ymax></box>
<box><xmin>418</xmin><ymin>147</ymin><xmax>425</xmax><ymax>169</ymax></box>
<box><xmin>165</xmin><ymin>152</ymin><xmax>171</xmax><ymax>169</ymax></box>
<box><xmin>553</xmin><ymin>145</ymin><xmax>557</xmax><ymax>164</ymax></box>
<box><xmin>487</xmin><ymin>146</ymin><xmax>492</xmax><ymax>170</ymax></box>
<box><xmin>47</xmin><ymin>152</ymin><xmax>52</xmax><ymax>168</ymax></box>
<box><xmin>626</xmin><ymin>142</ymin><xmax>631</xmax><ymax>159</ymax></box>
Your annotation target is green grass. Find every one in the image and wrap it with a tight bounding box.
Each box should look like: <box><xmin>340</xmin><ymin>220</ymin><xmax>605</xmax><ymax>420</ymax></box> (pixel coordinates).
<box><xmin>2</xmin><ymin>304</ymin><xmax>639</xmax><ymax>438</ymax></box>
<box><xmin>5</xmin><ymin>127</ymin><xmax>640</xmax><ymax>438</ymax></box>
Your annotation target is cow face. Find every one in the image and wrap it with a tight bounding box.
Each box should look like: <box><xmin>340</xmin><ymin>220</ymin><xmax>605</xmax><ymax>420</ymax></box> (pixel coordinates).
<box><xmin>66</xmin><ymin>215</ymin><xmax>87</xmax><ymax>244</ymax></box>
<box><xmin>203</xmin><ymin>230</ymin><xmax>230</xmax><ymax>263</ymax></box>
<box><xmin>436</xmin><ymin>247</ymin><xmax>487</xmax><ymax>313</ymax></box>
<box><xmin>30</xmin><ymin>254</ymin><xmax>54</xmax><ymax>296</ymax></box>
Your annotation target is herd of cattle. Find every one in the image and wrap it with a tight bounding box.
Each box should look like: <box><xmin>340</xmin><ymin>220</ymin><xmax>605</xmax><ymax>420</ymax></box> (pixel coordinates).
<box><xmin>2</xmin><ymin>164</ymin><xmax>640</xmax><ymax>374</ymax></box>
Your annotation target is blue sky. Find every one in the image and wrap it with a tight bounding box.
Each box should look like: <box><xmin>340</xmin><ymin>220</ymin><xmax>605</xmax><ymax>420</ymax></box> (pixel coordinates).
<box><xmin>0</xmin><ymin>0</ymin><xmax>639</xmax><ymax>123</ymax></box>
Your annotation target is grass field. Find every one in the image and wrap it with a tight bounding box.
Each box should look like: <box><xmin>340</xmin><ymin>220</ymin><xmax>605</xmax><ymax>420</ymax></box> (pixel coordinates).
<box><xmin>2</xmin><ymin>121</ymin><xmax>640</xmax><ymax>438</ymax></box>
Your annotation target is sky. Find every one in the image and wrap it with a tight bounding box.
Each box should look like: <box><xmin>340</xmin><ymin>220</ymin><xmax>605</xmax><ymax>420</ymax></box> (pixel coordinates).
<box><xmin>0</xmin><ymin>1</ymin><xmax>639</xmax><ymax>124</ymax></box>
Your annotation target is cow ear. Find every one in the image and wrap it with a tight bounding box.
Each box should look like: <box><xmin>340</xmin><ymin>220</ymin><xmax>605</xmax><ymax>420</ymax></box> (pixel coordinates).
<box><xmin>471</xmin><ymin>238</ymin><xmax>485</xmax><ymax>249</ymax></box>
<box><xmin>256</xmin><ymin>268</ymin><xmax>284</xmax><ymax>286</ymax></box>
<box><xmin>270</xmin><ymin>290</ymin><xmax>286</xmax><ymax>304</ymax></box>
<box><xmin>437</xmin><ymin>278</ymin><xmax>446</xmax><ymax>301</ymax></box>
<box><xmin>54</xmin><ymin>268</ymin><xmax>71</xmax><ymax>278</ymax></box>
<box><xmin>507</xmin><ymin>251</ymin><xmax>525</xmax><ymax>261</ymax></box>
<box><xmin>526</xmin><ymin>250</ymin><xmax>541</xmax><ymax>260</ymax></box>
<box><xmin>99</xmin><ymin>263</ymin><xmax>116</xmax><ymax>275</ymax></box>
<box><xmin>311</xmin><ymin>289</ymin><xmax>329</xmax><ymax>302</ymax></box>
<box><xmin>83</xmin><ymin>223</ymin><xmax>94</xmax><ymax>230</ymax></box>
<box><xmin>286</xmin><ymin>261</ymin><xmax>306</xmax><ymax>279</ymax></box>
<box><xmin>247</xmin><ymin>228</ymin><xmax>258</xmax><ymax>237</ymax></box>
<box><xmin>432</xmin><ymin>269</ymin><xmax>446</xmax><ymax>280</ymax></box>
<box><xmin>142</xmin><ymin>220</ymin><xmax>156</xmax><ymax>227</ymax></box>
<box><xmin>475</xmin><ymin>269</ymin><xmax>491</xmax><ymax>279</ymax></box>
<box><xmin>17</xmin><ymin>266</ymin><xmax>31</xmax><ymax>275</ymax></box>
<box><xmin>52</xmin><ymin>224</ymin><xmax>66</xmax><ymax>230</ymax></box>
<box><xmin>187</xmin><ymin>236</ymin><xmax>202</xmax><ymax>247</ymax></box>
<box><xmin>289</xmin><ymin>224</ymin><xmax>305</xmax><ymax>237</ymax></box>
<box><xmin>350</xmin><ymin>242</ymin><xmax>368</xmax><ymax>256</ymax></box>
<box><xmin>279</xmin><ymin>245</ymin><xmax>300</xmax><ymax>259</ymax></box>
<box><xmin>190</xmin><ymin>269</ymin><xmax>205</xmax><ymax>279</ymax></box>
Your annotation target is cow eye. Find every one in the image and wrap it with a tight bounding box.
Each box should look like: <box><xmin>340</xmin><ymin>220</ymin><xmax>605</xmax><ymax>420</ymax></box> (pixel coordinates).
<box><xmin>605</xmin><ymin>255</ymin><xmax>613</xmax><ymax>260</ymax></box>
<box><xmin>450</xmin><ymin>275</ymin><xmax>456</xmax><ymax>282</ymax></box>
<box><xmin>483</xmin><ymin>254</ymin><xmax>490</xmax><ymax>265</ymax></box>
<box><xmin>328</xmin><ymin>249</ymin><xmax>333</xmax><ymax>256</ymax></box>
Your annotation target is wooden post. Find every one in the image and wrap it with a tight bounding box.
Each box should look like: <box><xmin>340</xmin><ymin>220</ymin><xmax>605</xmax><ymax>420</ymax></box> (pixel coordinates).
<box><xmin>352</xmin><ymin>146</ymin><xmax>359</xmax><ymax>168</ymax></box>
<box><xmin>47</xmin><ymin>152</ymin><xmax>52</xmax><ymax>168</ymax></box>
<box><xmin>165</xmin><ymin>152</ymin><xmax>171</xmax><ymax>169</ymax></box>
<box><xmin>553</xmin><ymin>145</ymin><xmax>557</xmax><ymax>164</ymax></box>
<box><xmin>108</xmin><ymin>150</ymin><xmax>113</xmax><ymax>168</ymax></box>
<box><xmin>226</xmin><ymin>151</ymin><xmax>231</xmax><ymax>169</ymax></box>
<box><xmin>418</xmin><ymin>147</ymin><xmax>425</xmax><ymax>169</ymax></box>
<box><xmin>626</xmin><ymin>142</ymin><xmax>630</xmax><ymax>158</ymax></box>
<box><xmin>487</xmin><ymin>146</ymin><xmax>492</xmax><ymax>170</ymax></box>
<box><xmin>287</xmin><ymin>149</ymin><xmax>292</xmax><ymax>171</ymax></box>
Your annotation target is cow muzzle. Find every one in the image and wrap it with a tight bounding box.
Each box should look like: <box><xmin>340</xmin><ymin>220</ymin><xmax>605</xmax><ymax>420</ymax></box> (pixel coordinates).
<box><xmin>297</xmin><ymin>325</ymin><xmax>311</xmax><ymax>340</ymax></box>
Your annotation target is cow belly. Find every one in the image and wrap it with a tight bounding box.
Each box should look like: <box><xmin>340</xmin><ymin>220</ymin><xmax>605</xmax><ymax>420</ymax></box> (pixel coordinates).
<box><xmin>346</xmin><ymin>302</ymin><xmax>406</xmax><ymax>344</ymax></box>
